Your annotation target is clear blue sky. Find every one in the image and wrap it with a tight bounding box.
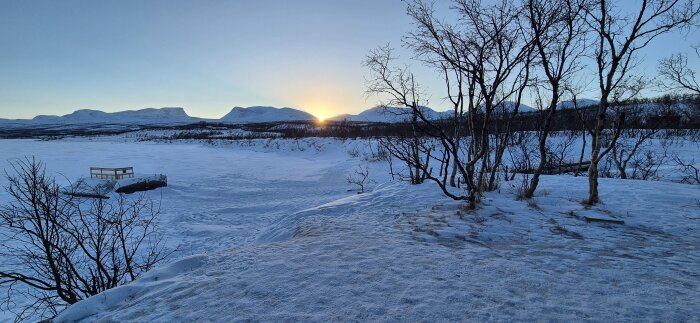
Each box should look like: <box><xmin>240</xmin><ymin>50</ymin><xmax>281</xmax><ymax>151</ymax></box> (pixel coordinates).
<box><xmin>0</xmin><ymin>0</ymin><xmax>697</xmax><ymax>119</ymax></box>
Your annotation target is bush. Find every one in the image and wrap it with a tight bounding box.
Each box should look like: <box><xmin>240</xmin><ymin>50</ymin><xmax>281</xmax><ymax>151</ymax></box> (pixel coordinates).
<box><xmin>0</xmin><ymin>158</ymin><xmax>168</xmax><ymax>321</ymax></box>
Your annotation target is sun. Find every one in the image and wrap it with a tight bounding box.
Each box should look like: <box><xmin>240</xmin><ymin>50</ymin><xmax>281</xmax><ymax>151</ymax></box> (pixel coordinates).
<box><xmin>317</xmin><ymin>115</ymin><xmax>326</xmax><ymax>122</ymax></box>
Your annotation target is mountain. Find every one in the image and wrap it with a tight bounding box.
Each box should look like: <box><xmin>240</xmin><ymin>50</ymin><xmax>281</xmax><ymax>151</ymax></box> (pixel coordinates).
<box><xmin>557</xmin><ymin>99</ymin><xmax>599</xmax><ymax>109</ymax></box>
<box><xmin>329</xmin><ymin>106</ymin><xmax>449</xmax><ymax>123</ymax></box>
<box><xmin>492</xmin><ymin>101</ymin><xmax>535</xmax><ymax>114</ymax></box>
<box><xmin>221</xmin><ymin>106</ymin><xmax>316</xmax><ymax>123</ymax></box>
<box><xmin>1</xmin><ymin>106</ymin><xmax>316</xmax><ymax>127</ymax></box>
<box><xmin>330</xmin><ymin>103</ymin><xmax>539</xmax><ymax>123</ymax></box>
<box><xmin>29</xmin><ymin>107</ymin><xmax>196</xmax><ymax>125</ymax></box>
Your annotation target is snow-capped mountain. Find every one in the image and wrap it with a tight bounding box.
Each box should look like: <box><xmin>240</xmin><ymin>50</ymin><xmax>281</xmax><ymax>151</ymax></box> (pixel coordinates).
<box><xmin>329</xmin><ymin>106</ymin><xmax>412</xmax><ymax>123</ymax></box>
<box><xmin>492</xmin><ymin>101</ymin><xmax>535</xmax><ymax>114</ymax></box>
<box><xmin>557</xmin><ymin>99</ymin><xmax>599</xmax><ymax>109</ymax></box>
<box><xmin>29</xmin><ymin>107</ymin><xmax>196</xmax><ymax>125</ymax></box>
<box><xmin>330</xmin><ymin>102</ymin><xmax>539</xmax><ymax>123</ymax></box>
<box><xmin>330</xmin><ymin>106</ymin><xmax>450</xmax><ymax>123</ymax></box>
<box><xmin>221</xmin><ymin>106</ymin><xmax>316</xmax><ymax>123</ymax></box>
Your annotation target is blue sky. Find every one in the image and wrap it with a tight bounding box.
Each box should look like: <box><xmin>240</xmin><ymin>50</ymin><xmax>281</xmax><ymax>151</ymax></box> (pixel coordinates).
<box><xmin>0</xmin><ymin>0</ymin><xmax>698</xmax><ymax>119</ymax></box>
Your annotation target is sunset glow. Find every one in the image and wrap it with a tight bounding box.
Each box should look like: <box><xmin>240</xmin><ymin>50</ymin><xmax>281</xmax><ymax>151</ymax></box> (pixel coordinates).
<box><xmin>1</xmin><ymin>1</ymin><xmax>699</xmax><ymax>321</ymax></box>
<box><xmin>0</xmin><ymin>1</ymin><xmax>411</xmax><ymax>119</ymax></box>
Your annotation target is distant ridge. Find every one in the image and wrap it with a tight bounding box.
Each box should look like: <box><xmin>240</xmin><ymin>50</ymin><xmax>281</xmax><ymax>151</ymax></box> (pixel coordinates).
<box><xmin>221</xmin><ymin>106</ymin><xmax>316</xmax><ymax>123</ymax></box>
<box><xmin>329</xmin><ymin>102</ymin><xmax>535</xmax><ymax>123</ymax></box>
<box><xmin>2</xmin><ymin>107</ymin><xmax>198</xmax><ymax>125</ymax></box>
<box><xmin>557</xmin><ymin>99</ymin><xmax>599</xmax><ymax>109</ymax></box>
<box><xmin>329</xmin><ymin>106</ymin><xmax>450</xmax><ymax>123</ymax></box>
<box><xmin>0</xmin><ymin>106</ymin><xmax>320</xmax><ymax>126</ymax></box>
<box><xmin>0</xmin><ymin>98</ymin><xmax>656</xmax><ymax>128</ymax></box>
<box><xmin>492</xmin><ymin>102</ymin><xmax>535</xmax><ymax>114</ymax></box>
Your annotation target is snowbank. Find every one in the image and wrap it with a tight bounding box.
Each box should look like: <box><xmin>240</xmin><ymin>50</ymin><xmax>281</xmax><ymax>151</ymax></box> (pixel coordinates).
<box><xmin>55</xmin><ymin>255</ymin><xmax>209</xmax><ymax>323</ymax></box>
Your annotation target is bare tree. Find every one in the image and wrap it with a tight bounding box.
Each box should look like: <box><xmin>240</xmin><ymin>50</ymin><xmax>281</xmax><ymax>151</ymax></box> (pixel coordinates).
<box><xmin>389</xmin><ymin>0</ymin><xmax>533</xmax><ymax>207</ymax></box>
<box><xmin>674</xmin><ymin>155</ymin><xmax>700</xmax><ymax>184</ymax></box>
<box><xmin>346</xmin><ymin>164</ymin><xmax>371</xmax><ymax>193</ymax></box>
<box><xmin>0</xmin><ymin>158</ymin><xmax>167</xmax><ymax>321</ymax></box>
<box><xmin>584</xmin><ymin>0</ymin><xmax>700</xmax><ymax>204</ymax></box>
<box><xmin>522</xmin><ymin>0</ymin><xmax>587</xmax><ymax>198</ymax></box>
<box><xmin>546</xmin><ymin>130</ymin><xmax>580</xmax><ymax>172</ymax></box>
<box><xmin>365</xmin><ymin>46</ymin><xmax>427</xmax><ymax>185</ymax></box>
<box><xmin>609</xmin><ymin>104</ymin><xmax>672</xmax><ymax>179</ymax></box>
<box><xmin>658</xmin><ymin>46</ymin><xmax>700</xmax><ymax>94</ymax></box>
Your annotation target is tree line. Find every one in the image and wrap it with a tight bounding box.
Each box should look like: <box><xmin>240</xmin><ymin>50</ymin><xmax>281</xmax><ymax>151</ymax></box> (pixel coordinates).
<box><xmin>364</xmin><ymin>0</ymin><xmax>700</xmax><ymax>207</ymax></box>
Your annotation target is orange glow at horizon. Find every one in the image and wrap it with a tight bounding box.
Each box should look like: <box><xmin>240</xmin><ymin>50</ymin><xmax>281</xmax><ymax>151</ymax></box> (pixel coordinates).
<box><xmin>282</xmin><ymin>77</ymin><xmax>362</xmax><ymax>122</ymax></box>
<box><xmin>295</xmin><ymin>97</ymin><xmax>346</xmax><ymax>122</ymax></box>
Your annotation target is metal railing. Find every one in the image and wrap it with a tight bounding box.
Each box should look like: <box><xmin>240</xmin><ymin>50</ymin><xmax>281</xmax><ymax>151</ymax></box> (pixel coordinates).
<box><xmin>90</xmin><ymin>167</ymin><xmax>134</xmax><ymax>180</ymax></box>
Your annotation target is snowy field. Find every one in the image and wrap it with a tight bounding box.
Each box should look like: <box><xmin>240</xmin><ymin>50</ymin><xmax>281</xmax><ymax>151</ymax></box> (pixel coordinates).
<box><xmin>0</xmin><ymin>135</ymin><xmax>699</xmax><ymax>322</ymax></box>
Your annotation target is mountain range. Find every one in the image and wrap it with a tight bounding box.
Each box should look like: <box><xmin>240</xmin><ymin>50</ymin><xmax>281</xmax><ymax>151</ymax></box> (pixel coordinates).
<box><xmin>0</xmin><ymin>99</ymin><xmax>602</xmax><ymax>126</ymax></box>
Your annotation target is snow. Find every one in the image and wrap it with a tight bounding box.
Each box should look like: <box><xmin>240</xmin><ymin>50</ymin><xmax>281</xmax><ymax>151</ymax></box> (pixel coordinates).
<box><xmin>329</xmin><ymin>103</ymin><xmax>537</xmax><ymax>123</ymax></box>
<box><xmin>0</xmin><ymin>99</ymin><xmax>693</xmax><ymax>130</ymax></box>
<box><xmin>0</xmin><ymin>135</ymin><xmax>699</xmax><ymax>322</ymax></box>
<box><xmin>29</xmin><ymin>107</ymin><xmax>197</xmax><ymax>125</ymax></box>
<box><xmin>116</xmin><ymin>174</ymin><xmax>167</xmax><ymax>188</ymax></box>
<box><xmin>63</xmin><ymin>175</ymin><xmax>167</xmax><ymax>197</ymax></box>
<box><xmin>329</xmin><ymin>106</ymin><xmax>450</xmax><ymax>123</ymax></box>
<box><xmin>0</xmin><ymin>106</ymin><xmax>320</xmax><ymax>127</ymax></box>
<box><xmin>55</xmin><ymin>176</ymin><xmax>700</xmax><ymax>322</ymax></box>
<box><xmin>63</xmin><ymin>177</ymin><xmax>118</xmax><ymax>197</ymax></box>
<box><xmin>221</xmin><ymin>106</ymin><xmax>316</xmax><ymax>123</ymax></box>
<box><xmin>557</xmin><ymin>98</ymin><xmax>599</xmax><ymax>109</ymax></box>
<box><xmin>492</xmin><ymin>101</ymin><xmax>535</xmax><ymax>113</ymax></box>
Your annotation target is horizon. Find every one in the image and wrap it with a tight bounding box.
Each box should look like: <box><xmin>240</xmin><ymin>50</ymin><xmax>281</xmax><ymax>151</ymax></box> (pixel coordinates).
<box><xmin>1</xmin><ymin>1</ymin><xmax>700</xmax><ymax>321</ymax></box>
<box><xmin>0</xmin><ymin>98</ymin><xmax>604</xmax><ymax>121</ymax></box>
<box><xmin>1</xmin><ymin>1</ymin><xmax>698</xmax><ymax>120</ymax></box>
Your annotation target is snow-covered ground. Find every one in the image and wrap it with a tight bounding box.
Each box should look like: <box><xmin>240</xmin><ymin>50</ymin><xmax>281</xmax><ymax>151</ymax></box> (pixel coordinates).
<box><xmin>0</xmin><ymin>135</ymin><xmax>698</xmax><ymax>322</ymax></box>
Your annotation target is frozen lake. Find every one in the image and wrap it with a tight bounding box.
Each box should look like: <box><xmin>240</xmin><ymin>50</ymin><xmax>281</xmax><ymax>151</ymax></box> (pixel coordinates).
<box><xmin>0</xmin><ymin>139</ymin><xmax>361</xmax><ymax>256</ymax></box>
<box><xmin>1</xmin><ymin>137</ymin><xmax>699</xmax><ymax>322</ymax></box>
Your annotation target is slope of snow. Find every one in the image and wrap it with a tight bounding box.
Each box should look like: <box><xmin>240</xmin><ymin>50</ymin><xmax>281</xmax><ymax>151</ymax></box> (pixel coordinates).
<box><xmin>221</xmin><ymin>106</ymin><xmax>316</xmax><ymax>123</ymax></box>
<box><xmin>330</xmin><ymin>106</ymin><xmax>449</xmax><ymax>123</ymax></box>
<box><xmin>327</xmin><ymin>113</ymin><xmax>353</xmax><ymax>121</ymax></box>
<box><xmin>0</xmin><ymin>119</ymin><xmax>28</xmax><ymax>128</ymax></box>
<box><xmin>557</xmin><ymin>98</ymin><xmax>599</xmax><ymax>109</ymax></box>
<box><xmin>492</xmin><ymin>101</ymin><xmax>535</xmax><ymax>113</ymax></box>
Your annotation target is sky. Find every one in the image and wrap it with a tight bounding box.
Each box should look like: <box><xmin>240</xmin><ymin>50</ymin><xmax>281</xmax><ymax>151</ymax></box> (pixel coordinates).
<box><xmin>0</xmin><ymin>0</ymin><xmax>698</xmax><ymax>120</ymax></box>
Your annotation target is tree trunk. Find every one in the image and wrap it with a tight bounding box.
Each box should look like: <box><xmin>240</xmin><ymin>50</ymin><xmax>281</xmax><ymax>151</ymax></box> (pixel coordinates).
<box><xmin>587</xmin><ymin>98</ymin><xmax>607</xmax><ymax>204</ymax></box>
<box><xmin>575</xmin><ymin>125</ymin><xmax>587</xmax><ymax>177</ymax></box>
<box><xmin>411</xmin><ymin>110</ymin><xmax>422</xmax><ymax>184</ymax></box>
<box><xmin>587</xmin><ymin>159</ymin><xmax>600</xmax><ymax>204</ymax></box>
<box><xmin>612</xmin><ymin>144</ymin><xmax>628</xmax><ymax>179</ymax></box>
<box><xmin>525</xmin><ymin>93</ymin><xmax>559</xmax><ymax>198</ymax></box>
